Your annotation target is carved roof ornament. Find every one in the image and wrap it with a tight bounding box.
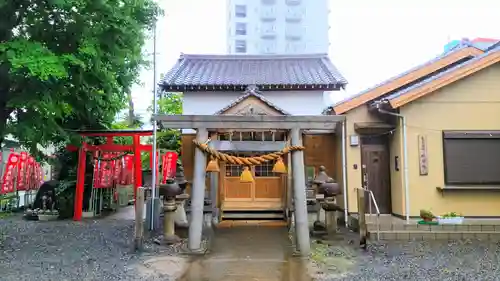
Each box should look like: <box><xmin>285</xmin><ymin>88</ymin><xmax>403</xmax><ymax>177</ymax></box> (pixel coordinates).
<box><xmin>244</xmin><ymin>84</ymin><xmax>259</xmax><ymax>94</ymax></box>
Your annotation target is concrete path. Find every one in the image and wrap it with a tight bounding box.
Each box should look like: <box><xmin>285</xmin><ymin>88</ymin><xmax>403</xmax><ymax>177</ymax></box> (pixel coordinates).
<box><xmin>179</xmin><ymin>226</ymin><xmax>312</xmax><ymax>281</ymax></box>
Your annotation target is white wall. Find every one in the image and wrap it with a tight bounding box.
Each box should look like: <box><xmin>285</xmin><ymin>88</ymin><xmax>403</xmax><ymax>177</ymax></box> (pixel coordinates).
<box><xmin>182</xmin><ymin>90</ymin><xmax>330</xmax><ymax>134</ymax></box>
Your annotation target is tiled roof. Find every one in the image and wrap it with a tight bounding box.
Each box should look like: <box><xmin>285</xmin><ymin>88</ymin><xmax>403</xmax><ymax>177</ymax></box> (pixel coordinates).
<box><xmin>382</xmin><ymin>46</ymin><xmax>500</xmax><ymax>101</ymax></box>
<box><xmin>214</xmin><ymin>85</ymin><xmax>290</xmax><ymax>115</ymax></box>
<box><xmin>322</xmin><ymin>41</ymin><xmax>482</xmax><ymax>114</ymax></box>
<box><xmin>160</xmin><ymin>53</ymin><xmax>347</xmax><ymax>91</ymax></box>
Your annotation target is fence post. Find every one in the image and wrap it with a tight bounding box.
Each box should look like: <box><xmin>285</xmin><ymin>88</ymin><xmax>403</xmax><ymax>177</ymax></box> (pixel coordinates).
<box><xmin>134</xmin><ymin>186</ymin><xmax>145</xmax><ymax>251</ymax></box>
<box><xmin>356</xmin><ymin>189</ymin><xmax>367</xmax><ymax>246</ymax></box>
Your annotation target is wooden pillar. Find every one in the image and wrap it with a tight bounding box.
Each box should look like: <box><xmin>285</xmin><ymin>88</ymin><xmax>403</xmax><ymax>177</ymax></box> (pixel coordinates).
<box><xmin>73</xmin><ymin>145</ymin><xmax>87</xmax><ymax>221</ymax></box>
<box><xmin>134</xmin><ymin>186</ymin><xmax>145</xmax><ymax>251</ymax></box>
<box><xmin>290</xmin><ymin>128</ymin><xmax>311</xmax><ymax>256</ymax></box>
<box><xmin>132</xmin><ymin>135</ymin><xmax>142</xmax><ymax>201</ymax></box>
<box><xmin>188</xmin><ymin>128</ymin><xmax>208</xmax><ymax>252</ymax></box>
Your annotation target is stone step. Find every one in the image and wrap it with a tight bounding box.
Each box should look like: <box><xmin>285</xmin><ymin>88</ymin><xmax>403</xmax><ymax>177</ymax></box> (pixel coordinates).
<box><xmin>221</xmin><ymin>212</ymin><xmax>285</xmax><ymax>220</ymax></box>
<box><xmin>370</xmin><ymin>230</ymin><xmax>500</xmax><ymax>241</ymax></box>
<box><xmin>366</xmin><ymin>223</ymin><xmax>500</xmax><ymax>232</ymax></box>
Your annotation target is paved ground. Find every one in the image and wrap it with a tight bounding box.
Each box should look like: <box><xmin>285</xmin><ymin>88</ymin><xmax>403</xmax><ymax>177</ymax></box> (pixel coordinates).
<box><xmin>178</xmin><ymin>226</ymin><xmax>311</xmax><ymax>281</ymax></box>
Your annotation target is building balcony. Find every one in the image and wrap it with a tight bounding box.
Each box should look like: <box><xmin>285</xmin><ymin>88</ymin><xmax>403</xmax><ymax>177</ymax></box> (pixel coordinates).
<box><xmin>285</xmin><ymin>0</ymin><xmax>301</xmax><ymax>6</ymax></box>
<box><xmin>260</xmin><ymin>8</ymin><xmax>277</xmax><ymax>21</ymax></box>
<box><xmin>261</xmin><ymin>0</ymin><xmax>276</xmax><ymax>5</ymax></box>
<box><xmin>285</xmin><ymin>29</ymin><xmax>303</xmax><ymax>41</ymax></box>
<box><xmin>261</xmin><ymin>29</ymin><xmax>277</xmax><ymax>39</ymax></box>
<box><xmin>285</xmin><ymin>10</ymin><xmax>302</xmax><ymax>22</ymax></box>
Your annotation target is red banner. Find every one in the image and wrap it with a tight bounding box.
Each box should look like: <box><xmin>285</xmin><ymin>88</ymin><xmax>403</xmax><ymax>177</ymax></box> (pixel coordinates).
<box><xmin>118</xmin><ymin>154</ymin><xmax>134</xmax><ymax>186</ymax></box>
<box><xmin>25</xmin><ymin>156</ymin><xmax>34</xmax><ymax>190</ymax></box>
<box><xmin>1</xmin><ymin>153</ymin><xmax>19</xmax><ymax>194</ymax></box>
<box><xmin>16</xmin><ymin>152</ymin><xmax>28</xmax><ymax>191</ymax></box>
<box><xmin>92</xmin><ymin>151</ymin><xmax>100</xmax><ymax>188</ymax></box>
<box><xmin>96</xmin><ymin>153</ymin><xmax>113</xmax><ymax>188</ymax></box>
<box><xmin>161</xmin><ymin>151</ymin><xmax>178</xmax><ymax>184</ymax></box>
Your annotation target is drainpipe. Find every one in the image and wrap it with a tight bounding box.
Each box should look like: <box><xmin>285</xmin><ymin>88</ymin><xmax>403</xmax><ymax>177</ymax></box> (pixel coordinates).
<box><xmin>377</xmin><ymin>106</ymin><xmax>410</xmax><ymax>223</ymax></box>
<box><xmin>341</xmin><ymin>120</ymin><xmax>349</xmax><ymax>227</ymax></box>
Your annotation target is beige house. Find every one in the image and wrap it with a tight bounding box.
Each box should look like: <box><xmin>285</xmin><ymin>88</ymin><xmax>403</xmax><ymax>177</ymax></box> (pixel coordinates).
<box><xmin>326</xmin><ymin>40</ymin><xmax>500</xmax><ymax>219</ymax></box>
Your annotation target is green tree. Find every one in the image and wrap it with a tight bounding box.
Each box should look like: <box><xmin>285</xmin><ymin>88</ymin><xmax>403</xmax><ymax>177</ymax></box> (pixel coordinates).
<box><xmin>149</xmin><ymin>92</ymin><xmax>182</xmax><ymax>152</ymax></box>
<box><xmin>0</xmin><ymin>0</ymin><xmax>161</xmax><ymax>158</ymax></box>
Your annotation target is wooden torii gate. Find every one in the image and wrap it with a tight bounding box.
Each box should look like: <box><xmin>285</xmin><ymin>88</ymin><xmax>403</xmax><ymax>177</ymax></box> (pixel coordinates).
<box><xmin>67</xmin><ymin>130</ymin><xmax>154</xmax><ymax>221</ymax></box>
<box><xmin>152</xmin><ymin>115</ymin><xmax>346</xmax><ymax>257</ymax></box>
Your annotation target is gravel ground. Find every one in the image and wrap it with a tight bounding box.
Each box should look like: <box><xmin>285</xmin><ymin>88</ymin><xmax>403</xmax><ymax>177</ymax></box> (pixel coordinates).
<box><xmin>0</xmin><ymin>215</ymin><xmax>185</xmax><ymax>281</ymax></box>
<box><xmin>314</xmin><ymin>238</ymin><xmax>500</xmax><ymax>281</ymax></box>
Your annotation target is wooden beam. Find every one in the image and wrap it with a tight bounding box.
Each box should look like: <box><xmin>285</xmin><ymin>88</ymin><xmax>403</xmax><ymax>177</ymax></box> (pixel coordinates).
<box><xmin>153</xmin><ymin>115</ymin><xmax>345</xmax><ymax>130</ymax></box>
<box><xmin>332</xmin><ymin>47</ymin><xmax>483</xmax><ymax>114</ymax></box>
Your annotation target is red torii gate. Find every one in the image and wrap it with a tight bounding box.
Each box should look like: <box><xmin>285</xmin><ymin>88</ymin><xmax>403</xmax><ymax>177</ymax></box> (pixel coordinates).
<box><xmin>67</xmin><ymin>130</ymin><xmax>154</xmax><ymax>221</ymax></box>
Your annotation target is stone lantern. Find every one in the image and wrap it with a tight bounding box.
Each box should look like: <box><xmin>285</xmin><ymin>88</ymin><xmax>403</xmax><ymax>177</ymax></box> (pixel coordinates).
<box><xmin>174</xmin><ymin>166</ymin><xmax>190</xmax><ymax>228</ymax></box>
<box><xmin>320</xmin><ymin>178</ymin><xmax>342</xmax><ymax>234</ymax></box>
<box><xmin>159</xmin><ymin>178</ymin><xmax>183</xmax><ymax>244</ymax></box>
<box><xmin>311</xmin><ymin>166</ymin><xmax>330</xmax><ymax>231</ymax></box>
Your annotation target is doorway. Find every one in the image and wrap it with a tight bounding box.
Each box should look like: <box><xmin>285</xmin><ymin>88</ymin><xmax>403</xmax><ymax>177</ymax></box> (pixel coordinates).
<box><xmin>360</xmin><ymin>136</ymin><xmax>392</xmax><ymax>214</ymax></box>
<box><xmin>222</xmin><ymin>152</ymin><xmax>284</xmax><ymax>211</ymax></box>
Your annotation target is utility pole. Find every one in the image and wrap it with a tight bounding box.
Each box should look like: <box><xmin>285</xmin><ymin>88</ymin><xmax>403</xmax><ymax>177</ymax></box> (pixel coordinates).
<box><xmin>150</xmin><ymin>20</ymin><xmax>158</xmax><ymax>231</ymax></box>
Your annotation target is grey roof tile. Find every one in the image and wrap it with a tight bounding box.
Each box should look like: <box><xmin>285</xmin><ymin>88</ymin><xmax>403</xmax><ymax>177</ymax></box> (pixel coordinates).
<box><xmin>160</xmin><ymin>54</ymin><xmax>347</xmax><ymax>91</ymax></box>
<box><xmin>214</xmin><ymin>85</ymin><xmax>290</xmax><ymax>115</ymax></box>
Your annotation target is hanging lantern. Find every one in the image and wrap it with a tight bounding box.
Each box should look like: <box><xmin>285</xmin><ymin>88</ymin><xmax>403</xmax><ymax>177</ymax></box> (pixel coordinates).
<box><xmin>272</xmin><ymin>157</ymin><xmax>287</xmax><ymax>174</ymax></box>
<box><xmin>239</xmin><ymin>166</ymin><xmax>254</xmax><ymax>183</ymax></box>
<box><xmin>206</xmin><ymin>156</ymin><xmax>220</xmax><ymax>172</ymax></box>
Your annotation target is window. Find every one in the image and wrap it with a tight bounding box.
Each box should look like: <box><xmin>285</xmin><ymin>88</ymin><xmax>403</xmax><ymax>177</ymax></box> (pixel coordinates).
<box><xmin>255</xmin><ymin>160</ymin><xmax>277</xmax><ymax>177</ymax></box>
<box><xmin>235</xmin><ymin>40</ymin><xmax>247</xmax><ymax>53</ymax></box>
<box><xmin>235</xmin><ymin>22</ymin><xmax>247</xmax><ymax>35</ymax></box>
<box><xmin>443</xmin><ymin>131</ymin><xmax>500</xmax><ymax>185</ymax></box>
<box><xmin>235</xmin><ymin>5</ymin><xmax>246</xmax><ymax>17</ymax></box>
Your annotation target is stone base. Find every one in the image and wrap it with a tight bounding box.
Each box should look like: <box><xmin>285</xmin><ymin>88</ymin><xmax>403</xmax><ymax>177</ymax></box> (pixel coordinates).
<box><xmin>38</xmin><ymin>214</ymin><xmax>58</xmax><ymax>221</ymax></box>
<box><xmin>153</xmin><ymin>234</ymin><xmax>181</xmax><ymax>245</ymax></box>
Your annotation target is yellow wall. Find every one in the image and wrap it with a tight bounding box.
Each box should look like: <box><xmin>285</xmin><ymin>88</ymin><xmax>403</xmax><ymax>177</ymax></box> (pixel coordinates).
<box><xmin>389</xmin><ymin>119</ymin><xmax>405</xmax><ymax>216</ymax></box>
<box><xmin>400</xmin><ymin>63</ymin><xmax>500</xmax><ymax>217</ymax></box>
<box><xmin>341</xmin><ymin>106</ymin><xmax>384</xmax><ymax>213</ymax></box>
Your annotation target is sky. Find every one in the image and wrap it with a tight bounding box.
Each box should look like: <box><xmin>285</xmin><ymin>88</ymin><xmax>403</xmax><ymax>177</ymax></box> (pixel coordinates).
<box><xmin>130</xmin><ymin>0</ymin><xmax>500</xmax><ymax>121</ymax></box>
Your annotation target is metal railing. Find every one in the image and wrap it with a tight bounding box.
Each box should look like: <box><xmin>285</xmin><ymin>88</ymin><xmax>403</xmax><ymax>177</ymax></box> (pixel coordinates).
<box><xmin>355</xmin><ymin>187</ymin><xmax>381</xmax><ymax>240</ymax></box>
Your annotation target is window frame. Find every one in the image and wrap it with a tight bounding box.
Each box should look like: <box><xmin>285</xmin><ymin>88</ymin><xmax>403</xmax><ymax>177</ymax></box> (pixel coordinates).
<box><xmin>235</xmin><ymin>22</ymin><xmax>247</xmax><ymax>36</ymax></box>
<box><xmin>235</xmin><ymin>39</ymin><xmax>247</xmax><ymax>53</ymax></box>
<box><xmin>235</xmin><ymin>5</ymin><xmax>247</xmax><ymax>18</ymax></box>
<box><xmin>443</xmin><ymin>130</ymin><xmax>500</xmax><ymax>185</ymax></box>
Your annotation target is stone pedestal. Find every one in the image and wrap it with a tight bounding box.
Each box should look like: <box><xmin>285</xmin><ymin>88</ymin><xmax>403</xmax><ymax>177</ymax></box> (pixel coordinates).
<box><xmin>163</xmin><ymin>198</ymin><xmax>181</xmax><ymax>244</ymax></box>
<box><xmin>321</xmin><ymin>197</ymin><xmax>338</xmax><ymax>234</ymax></box>
<box><xmin>174</xmin><ymin>193</ymin><xmax>189</xmax><ymax>228</ymax></box>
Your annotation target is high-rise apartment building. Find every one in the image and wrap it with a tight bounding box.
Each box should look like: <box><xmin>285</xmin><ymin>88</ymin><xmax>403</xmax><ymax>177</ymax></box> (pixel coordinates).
<box><xmin>226</xmin><ymin>0</ymin><xmax>329</xmax><ymax>55</ymax></box>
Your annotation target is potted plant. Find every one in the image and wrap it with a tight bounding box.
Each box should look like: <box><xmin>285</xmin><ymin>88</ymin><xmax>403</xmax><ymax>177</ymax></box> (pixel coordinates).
<box><xmin>419</xmin><ymin>209</ymin><xmax>435</xmax><ymax>222</ymax></box>
<box><xmin>437</xmin><ymin>212</ymin><xmax>464</xmax><ymax>224</ymax></box>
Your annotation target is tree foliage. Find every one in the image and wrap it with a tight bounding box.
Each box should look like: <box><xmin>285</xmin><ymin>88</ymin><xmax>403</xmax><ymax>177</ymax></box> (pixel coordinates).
<box><xmin>0</xmin><ymin>0</ymin><xmax>161</xmax><ymax>158</ymax></box>
<box><xmin>148</xmin><ymin>92</ymin><xmax>182</xmax><ymax>152</ymax></box>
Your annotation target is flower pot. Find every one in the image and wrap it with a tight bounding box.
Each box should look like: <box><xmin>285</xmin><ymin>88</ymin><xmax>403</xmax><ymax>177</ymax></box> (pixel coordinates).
<box><xmin>421</xmin><ymin>217</ymin><xmax>433</xmax><ymax>222</ymax></box>
<box><xmin>437</xmin><ymin>216</ymin><xmax>464</xmax><ymax>224</ymax></box>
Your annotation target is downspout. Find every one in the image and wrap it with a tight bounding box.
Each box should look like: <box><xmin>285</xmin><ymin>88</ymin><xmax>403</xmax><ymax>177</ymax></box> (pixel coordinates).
<box><xmin>341</xmin><ymin>120</ymin><xmax>349</xmax><ymax>227</ymax></box>
<box><xmin>377</xmin><ymin>106</ymin><xmax>410</xmax><ymax>223</ymax></box>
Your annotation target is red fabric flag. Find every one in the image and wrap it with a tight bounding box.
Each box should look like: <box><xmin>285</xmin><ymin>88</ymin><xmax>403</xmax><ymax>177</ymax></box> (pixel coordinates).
<box><xmin>1</xmin><ymin>153</ymin><xmax>19</xmax><ymax>194</ymax></box>
<box><xmin>161</xmin><ymin>151</ymin><xmax>178</xmax><ymax>184</ymax></box>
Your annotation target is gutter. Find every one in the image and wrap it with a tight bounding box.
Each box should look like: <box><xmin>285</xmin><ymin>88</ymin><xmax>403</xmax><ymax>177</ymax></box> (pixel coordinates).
<box><xmin>376</xmin><ymin>104</ymin><xmax>410</xmax><ymax>223</ymax></box>
<box><xmin>341</xmin><ymin>120</ymin><xmax>349</xmax><ymax>227</ymax></box>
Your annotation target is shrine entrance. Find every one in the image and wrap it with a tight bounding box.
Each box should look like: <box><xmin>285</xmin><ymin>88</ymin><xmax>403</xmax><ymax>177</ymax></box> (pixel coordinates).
<box><xmin>222</xmin><ymin>151</ymin><xmax>284</xmax><ymax>211</ymax></box>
